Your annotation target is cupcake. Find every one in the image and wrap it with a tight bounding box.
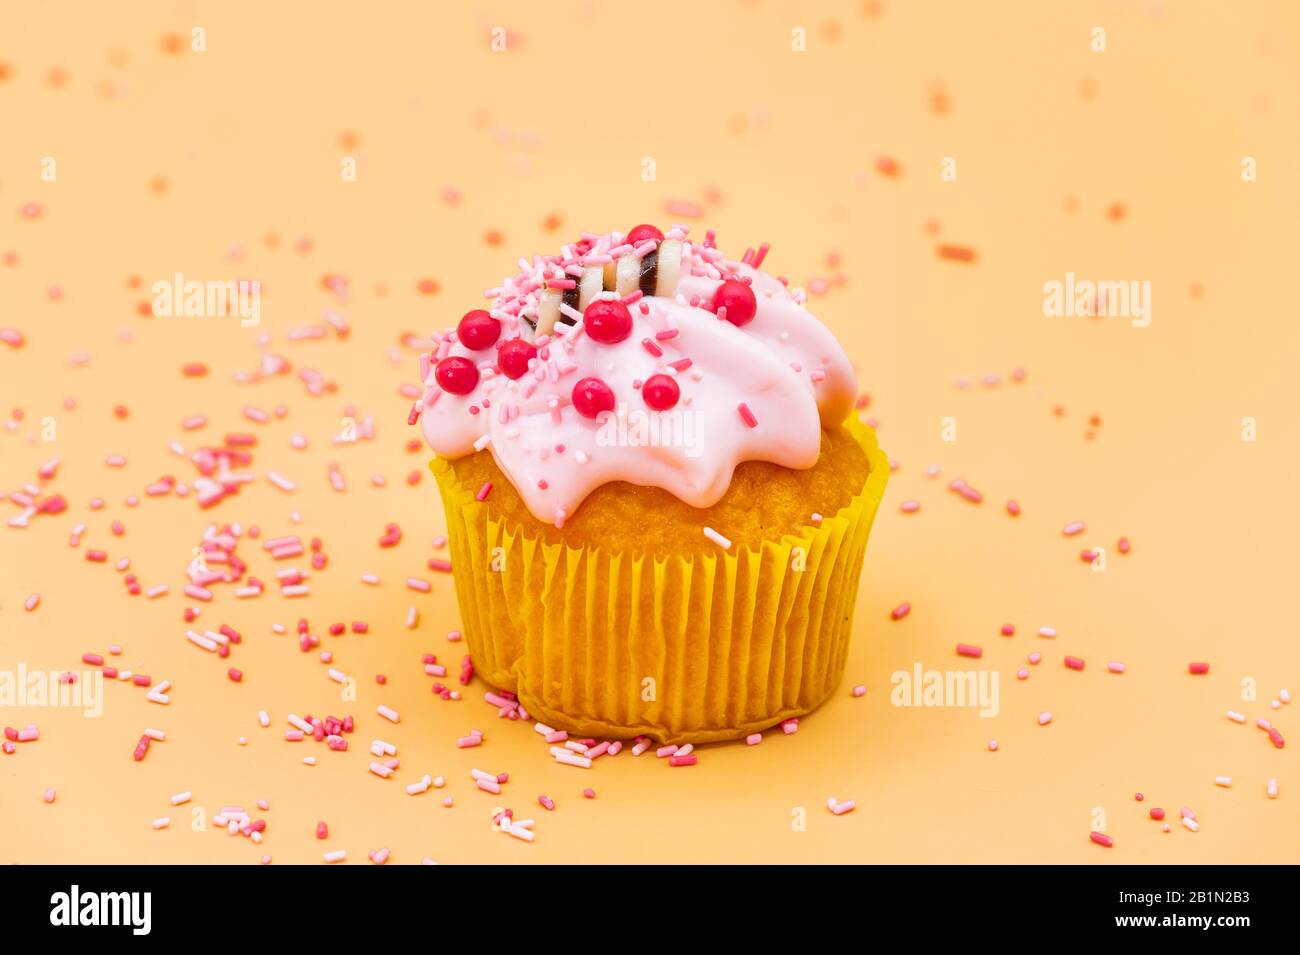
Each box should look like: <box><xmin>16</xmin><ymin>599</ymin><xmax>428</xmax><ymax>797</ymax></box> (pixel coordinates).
<box><xmin>415</xmin><ymin>225</ymin><xmax>888</xmax><ymax>743</ymax></box>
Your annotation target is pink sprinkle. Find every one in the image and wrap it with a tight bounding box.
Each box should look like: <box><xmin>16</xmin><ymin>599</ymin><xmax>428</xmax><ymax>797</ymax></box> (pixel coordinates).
<box><xmin>746</xmin><ymin>733</ymin><xmax>762</xmax><ymax>745</ymax></box>
<box><xmin>987</xmin><ymin>740</ymin><xmax>999</xmax><ymax>752</ymax></box>
<box><xmin>475</xmin><ymin>482</ymin><xmax>493</xmax><ymax>502</ymax></box>
<box><xmin>1063</xmin><ymin>521</ymin><xmax>1085</xmax><ymax>536</ymax></box>
<box><xmin>641</xmin><ymin>338</ymin><xmax>663</xmax><ymax>357</ymax></box>
<box><xmin>24</xmin><ymin>594</ymin><xmax>40</xmax><ymax>611</ymax></box>
<box><xmin>407</xmin><ymin>577</ymin><xmax>431</xmax><ymax>593</ymax></box>
<box><xmin>956</xmin><ymin>644</ymin><xmax>983</xmax><ymax>658</ymax></box>
<box><xmin>582</xmin><ymin>788</ymin><xmax>596</xmax><ymax>799</ymax></box>
<box><xmin>668</xmin><ymin>754</ymin><xmax>697</xmax><ymax>767</ymax></box>
<box><xmin>1016</xmin><ymin>667</ymin><xmax>1029</xmax><ymax>680</ymax></box>
<box><xmin>1037</xmin><ymin>711</ymin><xmax>1053</xmax><ymax>726</ymax></box>
<box><xmin>1118</xmin><ymin>536</ymin><xmax>1131</xmax><ymax>554</ymax></box>
<box><xmin>1135</xmin><ymin>792</ymin><xmax>1145</xmax><ymax>801</ymax></box>
<box><xmin>948</xmin><ymin>478</ymin><xmax>983</xmax><ymax>503</ymax></box>
<box><xmin>900</xmin><ymin>500</ymin><xmax>920</xmax><ymax>513</ymax></box>
<box><xmin>538</xmin><ymin>795</ymin><xmax>555</xmax><ymax>811</ymax></box>
<box><xmin>1268</xmin><ymin>727</ymin><xmax>1286</xmax><ymax>749</ymax></box>
<box><xmin>851</xmin><ymin>684</ymin><xmax>866</xmax><ymax>697</ymax></box>
<box><xmin>1090</xmin><ymin>832</ymin><xmax>1113</xmax><ymax>848</ymax></box>
<box><xmin>737</xmin><ymin>403</ymin><xmax>758</xmax><ymax>429</ymax></box>
<box><xmin>1027</xmin><ymin>652</ymin><xmax>1042</xmax><ymax>664</ymax></box>
<box><xmin>1006</xmin><ymin>499</ymin><xmax>1021</xmax><ymax>516</ymax></box>
<box><xmin>890</xmin><ymin>602</ymin><xmax>911</xmax><ymax>621</ymax></box>
<box><xmin>1000</xmin><ymin>624</ymin><xmax>1015</xmax><ymax>636</ymax></box>
<box><xmin>43</xmin><ymin>788</ymin><xmax>56</xmax><ymax>804</ymax></box>
<box><xmin>1188</xmin><ymin>662</ymin><xmax>1210</xmax><ymax>675</ymax></box>
<box><xmin>1064</xmin><ymin>655</ymin><xmax>1085</xmax><ymax>670</ymax></box>
<box><xmin>1107</xmin><ymin>661</ymin><xmax>1126</xmax><ymax>673</ymax></box>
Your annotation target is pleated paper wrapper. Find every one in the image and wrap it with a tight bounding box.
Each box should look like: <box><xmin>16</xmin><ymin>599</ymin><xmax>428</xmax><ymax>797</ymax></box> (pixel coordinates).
<box><xmin>430</xmin><ymin>416</ymin><xmax>889</xmax><ymax>744</ymax></box>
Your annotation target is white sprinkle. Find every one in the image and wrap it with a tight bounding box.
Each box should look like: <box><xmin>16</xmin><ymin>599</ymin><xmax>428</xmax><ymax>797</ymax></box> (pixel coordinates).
<box><xmin>1267</xmin><ymin>778</ymin><xmax>1278</xmax><ymax>799</ymax></box>
<box><xmin>1182</xmin><ymin>816</ymin><xmax>1199</xmax><ymax>832</ymax></box>
<box><xmin>1215</xmin><ymin>776</ymin><xmax>1232</xmax><ymax>787</ymax></box>
<box><xmin>268</xmin><ymin>471</ymin><xmax>296</xmax><ymax>493</ymax></box>
<box><xmin>473</xmin><ymin>434</ymin><xmax>492</xmax><ymax>451</ymax></box>
<box><xmin>257</xmin><ymin>710</ymin><xmax>270</xmax><ymax>727</ymax></box>
<box><xmin>553</xmin><ymin>751</ymin><xmax>592</xmax><ymax>769</ymax></box>
<box><xmin>152</xmin><ymin>817</ymin><xmax>171</xmax><ymax>830</ymax></box>
<box><xmin>143</xmin><ymin>728</ymin><xmax>166</xmax><ymax>741</ymax></box>
<box><xmin>369</xmin><ymin>762</ymin><xmax>394</xmax><ymax>779</ymax></box>
<box><xmin>1226</xmin><ymin>710</ymin><xmax>1246</xmax><ymax>723</ymax></box>
<box><xmin>703</xmin><ymin>527</ymin><xmax>731</xmax><ymax>550</ymax></box>
<box><xmin>323</xmin><ymin>850</ymin><xmax>347</xmax><ymax>863</ymax></box>
<box><xmin>1037</xmin><ymin>626</ymin><xmax>1057</xmax><ymax>638</ymax></box>
<box><xmin>377</xmin><ymin>704</ymin><xmax>400</xmax><ymax>723</ymax></box>
<box><xmin>170</xmin><ymin>790</ymin><xmax>192</xmax><ymax>805</ymax></box>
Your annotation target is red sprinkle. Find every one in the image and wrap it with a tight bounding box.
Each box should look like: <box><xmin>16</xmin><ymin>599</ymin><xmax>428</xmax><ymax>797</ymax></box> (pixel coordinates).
<box><xmin>227</xmin><ymin>668</ymin><xmax>243</xmax><ymax>682</ymax></box>
<box><xmin>1188</xmin><ymin>662</ymin><xmax>1210</xmax><ymax>675</ymax></box>
<box><xmin>737</xmin><ymin>402</ymin><xmax>758</xmax><ymax>429</ymax></box>
<box><xmin>1268</xmin><ymin>727</ymin><xmax>1285</xmax><ymax>749</ymax></box>
<box><xmin>956</xmin><ymin>644</ymin><xmax>983</xmax><ymax>658</ymax></box>
<box><xmin>1150</xmin><ymin>808</ymin><xmax>1165</xmax><ymax>820</ymax></box>
<box><xmin>1064</xmin><ymin>656</ymin><xmax>1085</xmax><ymax>670</ymax></box>
<box><xmin>1089</xmin><ymin>832</ymin><xmax>1114</xmax><ymax>848</ymax></box>
<box><xmin>891</xmin><ymin>602</ymin><xmax>911</xmax><ymax>621</ymax></box>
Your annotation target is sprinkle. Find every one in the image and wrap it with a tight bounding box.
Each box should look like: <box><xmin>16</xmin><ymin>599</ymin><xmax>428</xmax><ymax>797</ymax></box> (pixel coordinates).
<box><xmin>702</xmin><ymin>527</ymin><xmax>731</xmax><ymax>550</ymax></box>
<box><xmin>1215</xmin><ymin>776</ymin><xmax>1232</xmax><ymax>787</ymax></box>
<box><xmin>956</xmin><ymin>644</ymin><xmax>982</xmax><ymax>658</ymax></box>
<box><xmin>1064</xmin><ymin>655</ymin><xmax>1085</xmax><ymax>670</ymax></box>
<box><xmin>24</xmin><ymin>594</ymin><xmax>40</xmax><ymax>611</ymax></box>
<box><xmin>1037</xmin><ymin>626</ymin><xmax>1057</xmax><ymax>638</ymax></box>
<box><xmin>746</xmin><ymin>733</ymin><xmax>762</xmax><ymax>745</ymax></box>
<box><xmin>1188</xmin><ymin>661</ymin><xmax>1210</xmax><ymax>674</ymax></box>
<box><xmin>1062</xmin><ymin>521</ymin><xmax>1085</xmax><ymax>536</ymax></box>
<box><xmin>376</xmin><ymin>704</ymin><xmax>400</xmax><ymax>723</ymax></box>
<box><xmin>1005</xmin><ymin>499</ymin><xmax>1021</xmax><ymax>516</ymax></box>
<box><xmin>406</xmin><ymin>577</ymin><xmax>432</xmax><ymax>593</ymax></box>
<box><xmin>1000</xmin><ymin>624</ymin><xmax>1015</xmax><ymax>636</ymax></box>
<box><xmin>828</xmin><ymin>798</ymin><xmax>855</xmax><ymax>815</ymax></box>
<box><xmin>1089</xmin><ymin>832</ymin><xmax>1113</xmax><ymax>848</ymax></box>
<box><xmin>1107</xmin><ymin>661</ymin><xmax>1126</xmax><ymax>673</ymax></box>
<box><xmin>1268</xmin><ymin>727</ymin><xmax>1285</xmax><ymax>749</ymax></box>
<box><xmin>1149</xmin><ymin>807</ymin><xmax>1165</xmax><ymax>820</ymax></box>
<box><xmin>1037</xmin><ymin>711</ymin><xmax>1053</xmax><ymax>726</ymax></box>
<box><xmin>1267</xmin><ymin>778</ymin><xmax>1278</xmax><ymax>799</ymax></box>
<box><xmin>1226</xmin><ymin>710</ymin><xmax>1246</xmax><ymax>723</ymax></box>
<box><xmin>987</xmin><ymin>739</ymin><xmax>999</xmax><ymax>752</ymax></box>
<box><xmin>152</xmin><ymin>817</ymin><xmax>171</xmax><ymax>830</ymax></box>
<box><xmin>475</xmin><ymin>482</ymin><xmax>493</xmax><ymax>502</ymax></box>
<box><xmin>323</xmin><ymin>850</ymin><xmax>347</xmax><ymax>863</ymax></box>
<box><xmin>170</xmin><ymin>790</ymin><xmax>192</xmax><ymax>805</ymax></box>
<box><xmin>1182</xmin><ymin>816</ymin><xmax>1199</xmax><ymax>832</ymax></box>
<box><xmin>851</xmin><ymin>684</ymin><xmax>866</xmax><ymax>697</ymax></box>
<box><xmin>737</xmin><ymin>403</ymin><xmax>758</xmax><ymax>429</ymax></box>
<box><xmin>890</xmin><ymin>602</ymin><xmax>911</xmax><ymax>621</ymax></box>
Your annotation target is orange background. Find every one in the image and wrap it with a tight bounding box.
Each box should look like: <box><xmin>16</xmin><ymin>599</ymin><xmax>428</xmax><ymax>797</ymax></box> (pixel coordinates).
<box><xmin>2</xmin><ymin>0</ymin><xmax>1297</xmax><ymax>863</ymax></box>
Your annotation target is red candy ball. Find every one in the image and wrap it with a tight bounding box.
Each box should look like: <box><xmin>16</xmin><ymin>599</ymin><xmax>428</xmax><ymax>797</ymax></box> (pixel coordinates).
<box><xmin>626</xmin><ymin>224</ymin><xmax>664</xmax><ymax>245</ymax></box>
<box><xmin>642</xmin><ymin>374</ymin><xmax>680</xmax><ymax>411</ymax></box>
<box><xmin>583</xmin><ymin>299</ymin><xmax>633</xmax><ymax>344</ymax></box>
<box><xmin>571</xmin><ymin>377</ymin><xmax>615</xmax><ymax>419</ymax></box>
<box><xmin>713</xmin><ymin>279</ymin><xmax>757</xmax><ymax>326</ymax></box>
<box><xmin>496</xmin><ymin>338</ymin><xmax>537</xmax><ymax>379</ymax></box>
<box><xmin>456</xmin><ymin>309</ymin><xmax>501</xmax><ymax>351</ymax></box>
<box><xmin>434</xmin><ymin>356</ymin><xmax>480</xmax><ymax>395</ymax></box>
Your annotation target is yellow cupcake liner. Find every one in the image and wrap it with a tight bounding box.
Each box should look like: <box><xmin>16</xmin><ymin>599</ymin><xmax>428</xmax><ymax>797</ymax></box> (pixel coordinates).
<box><xmin>430</xmin><ymin>415</ymin><xmax>889</xmax><ymax>744</ymax></box>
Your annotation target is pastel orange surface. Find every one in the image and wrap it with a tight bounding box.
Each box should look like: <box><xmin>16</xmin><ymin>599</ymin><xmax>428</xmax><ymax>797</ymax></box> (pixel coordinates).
<box><xmin>1</xmin><ymin>1</ymin><xmax>1297</xmax><ymax>863</ymax></box>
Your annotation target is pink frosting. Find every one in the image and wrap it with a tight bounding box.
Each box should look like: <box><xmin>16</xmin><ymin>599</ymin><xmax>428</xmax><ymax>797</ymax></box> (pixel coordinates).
<box><xmin>418</xmin><ymin>231</ymin><xmax>856</xmax><ymax>524</ymax></box>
